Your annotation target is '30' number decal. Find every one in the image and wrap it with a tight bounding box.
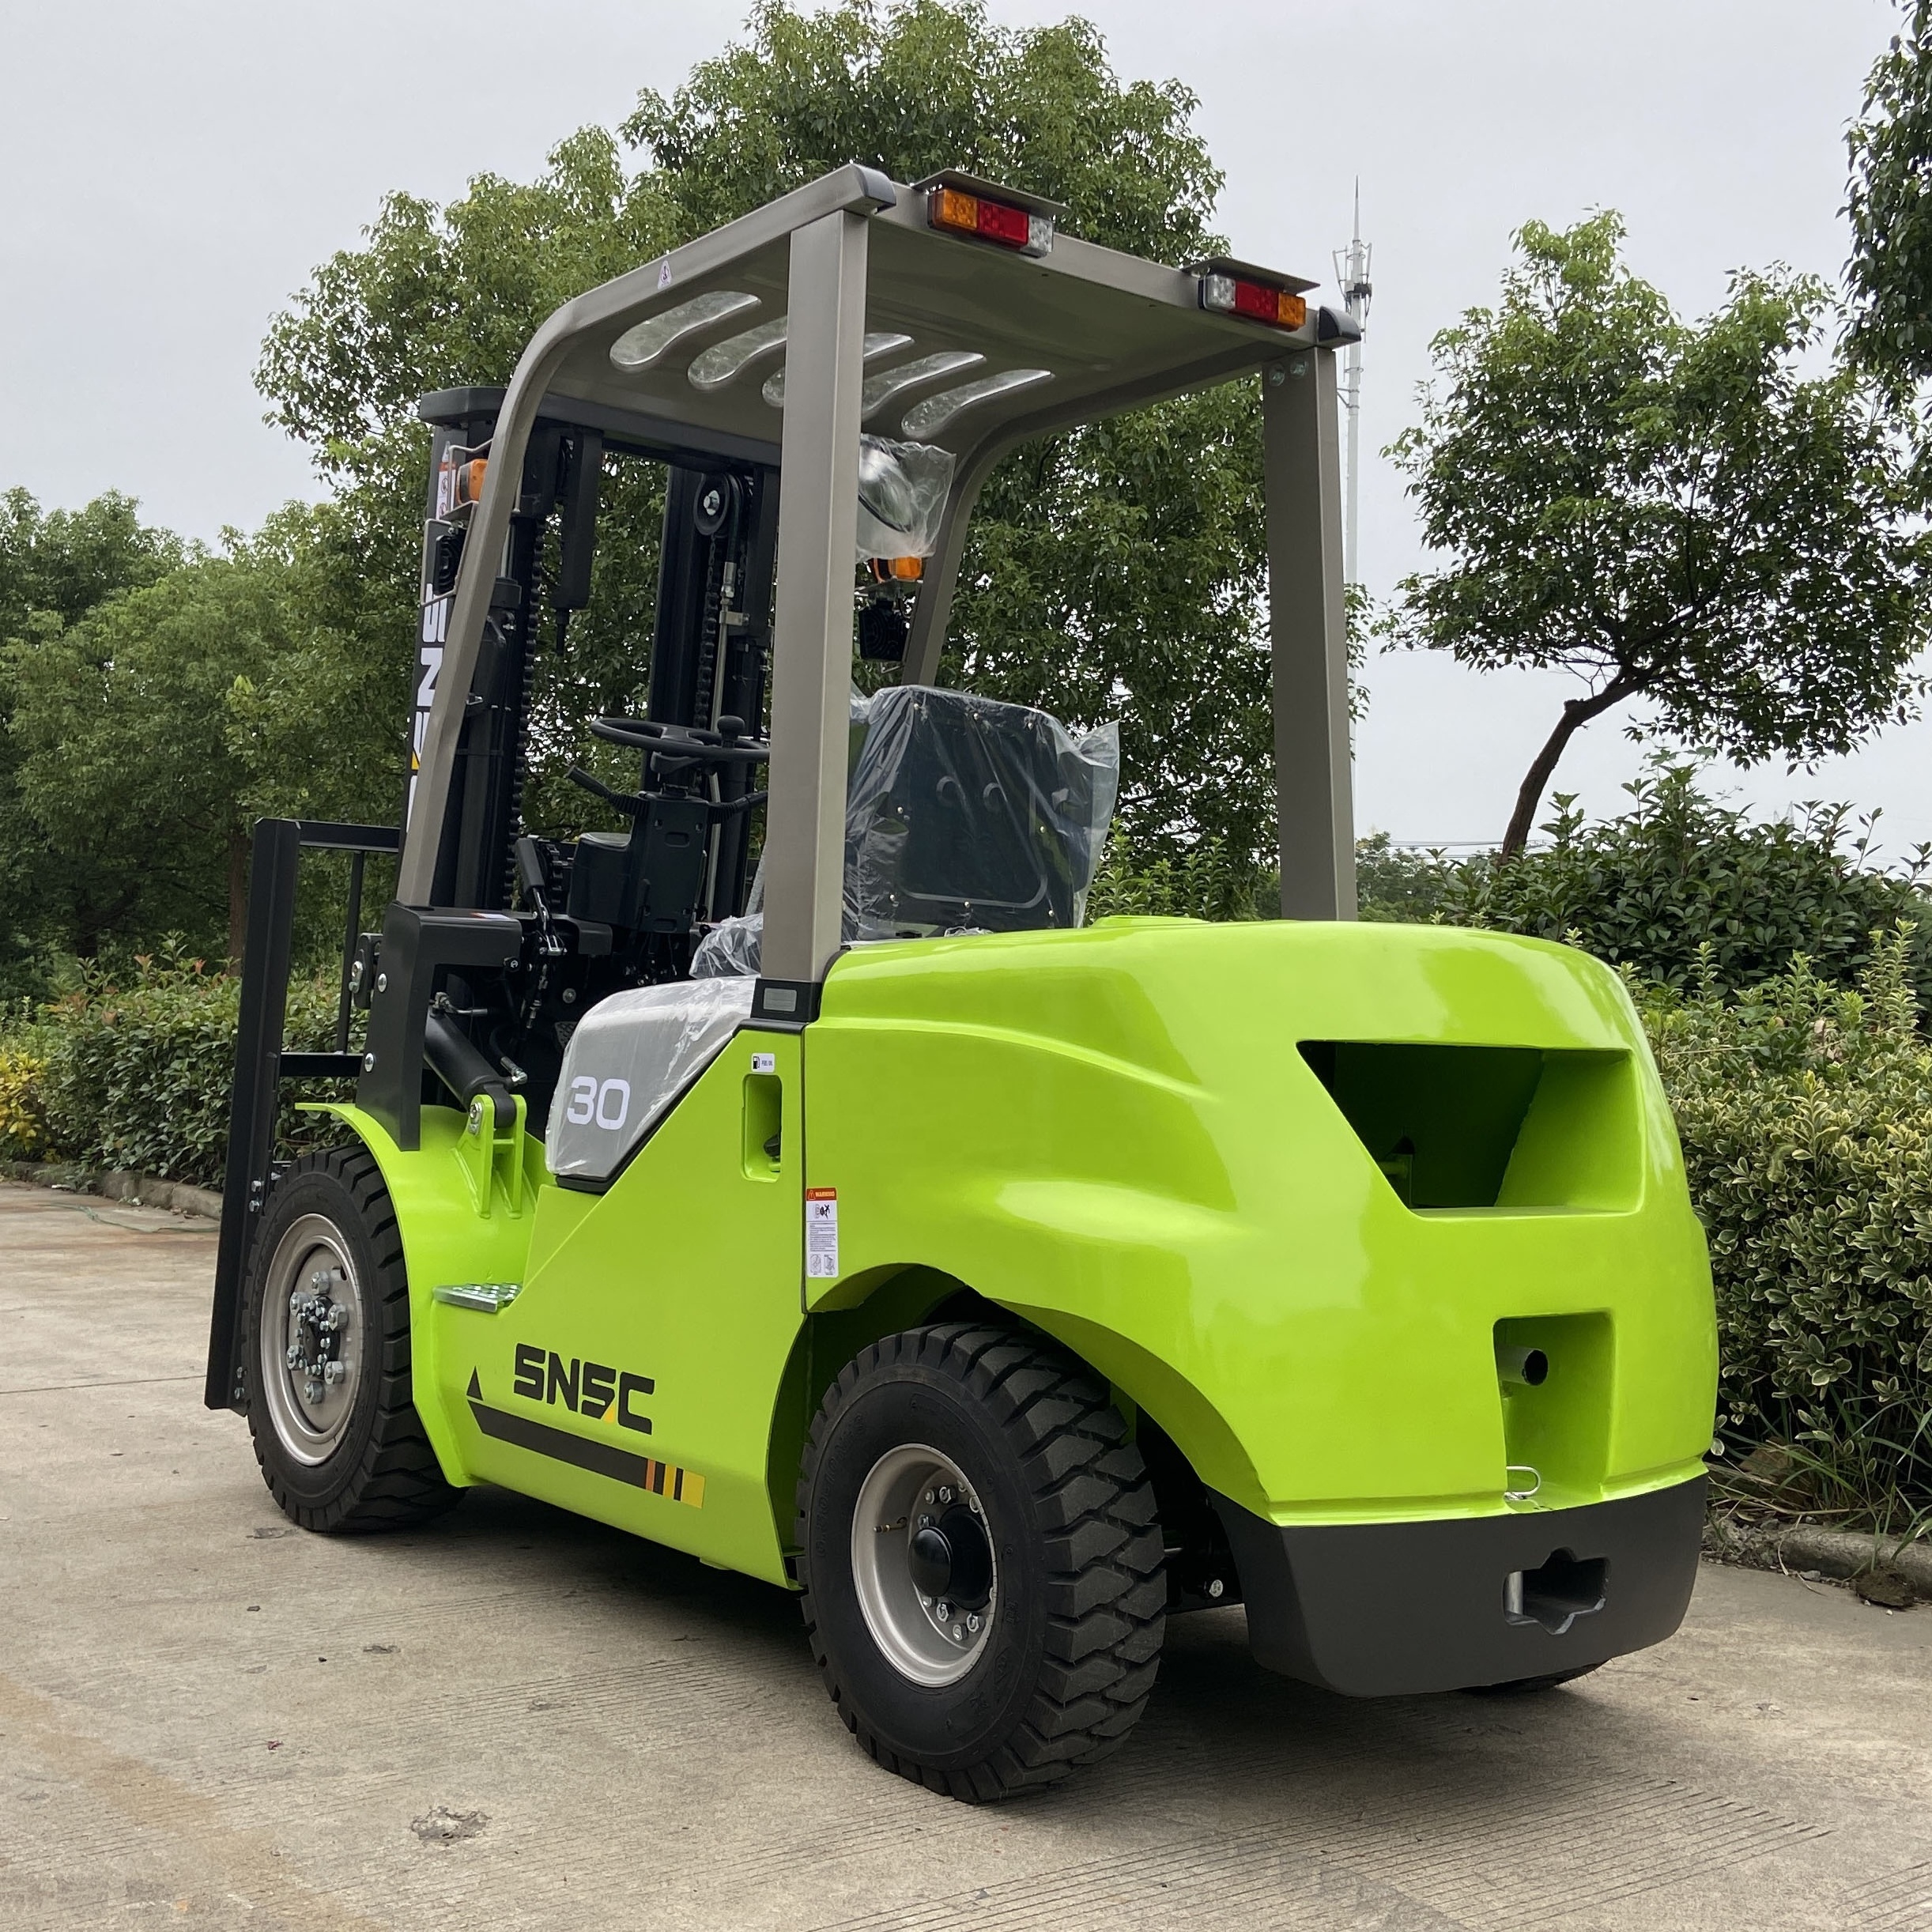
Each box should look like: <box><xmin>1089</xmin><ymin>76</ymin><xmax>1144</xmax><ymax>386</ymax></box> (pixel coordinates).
<box><xmin>566</xmin><ymin>1076</ymin><xmax>632</xmax><ymax>1129</ymax></box>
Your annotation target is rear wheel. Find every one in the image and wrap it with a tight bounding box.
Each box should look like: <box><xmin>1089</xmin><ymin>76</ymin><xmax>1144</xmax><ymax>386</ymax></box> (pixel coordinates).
<box><xmin>243</xmin><ymin>1146</ymin><xmax>460</xmax><ymax>1533</ymax></box>
<box><xmin>798</xmin><ymin>1323</ymin><xmax>1165</xmax><ymax>1800</ymax></box>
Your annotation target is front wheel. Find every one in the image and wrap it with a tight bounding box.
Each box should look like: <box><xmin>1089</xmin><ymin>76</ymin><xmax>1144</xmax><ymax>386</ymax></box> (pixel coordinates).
<box><xmin>797</xmin><ymin>1323</ymin><xmax>1166</xmax><ymax>1801</ymax></box>
<box><xmin>242</xmin><ymin>1146</ymin><xmax>460</xmax><ymax>1533</ymax></box>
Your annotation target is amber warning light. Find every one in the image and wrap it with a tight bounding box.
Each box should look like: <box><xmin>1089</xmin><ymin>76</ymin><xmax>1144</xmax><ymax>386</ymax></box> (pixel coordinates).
<box><xmin>927</xmin><ymin>185</ymin><xmax>1055</xmax><ymax>257</ymax></box>
<box><xmin>1200</xmin><ymin>273</ymin><xmax>1307</xmax><ymax>332</ymax></box>
<box><xmin>435</xmin><ymin>447</ymin><xmax>489</xmax><ymax>519</ymax></box>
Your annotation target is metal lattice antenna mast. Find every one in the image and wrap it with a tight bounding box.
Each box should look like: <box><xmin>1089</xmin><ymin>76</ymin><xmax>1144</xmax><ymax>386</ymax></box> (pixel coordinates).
<box><xmin>1333</xmin><ymin>180</ymin><xmax>1374</xmax><ymax>587</ymax></box>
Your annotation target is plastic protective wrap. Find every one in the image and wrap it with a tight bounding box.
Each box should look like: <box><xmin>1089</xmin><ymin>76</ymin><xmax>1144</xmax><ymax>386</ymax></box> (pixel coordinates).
<box><xmin>855</xmin><ymin>436</ymin><xmax>954</xmax><ymax>560</ymax></box>
<box><xmin>690</xmin><ymin>912</ymin><xmax>764</xmax><ymax>979</ymax></box>
<box><xmin>843</xmin><ymin>686</ymin><xmax>1119</xmax><ymax>940</ymax></box>
<box><xmin>743</xmin><ymin>685</ymin><xmax>873</xmax><ymax>919</ymax></box>
<box><xmin>696</xmin><ymin>686</ymin><xmax>1119</xmax><ymax>973</ymax></box>
<box><xmin>544</xmin><ymin>977</ymin><xmax>756</xmax><ymax>1180</ymax></box>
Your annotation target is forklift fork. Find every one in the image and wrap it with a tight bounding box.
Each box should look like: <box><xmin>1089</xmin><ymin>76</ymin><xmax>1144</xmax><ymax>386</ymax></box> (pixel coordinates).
<box><xmin>202</xmin><ymin>817</ymin><xmax>399</xmax><ymax>1413</ymax></box>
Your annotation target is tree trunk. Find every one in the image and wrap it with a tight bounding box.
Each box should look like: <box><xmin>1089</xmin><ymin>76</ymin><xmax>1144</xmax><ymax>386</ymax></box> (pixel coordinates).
<box><xmin>1498</xmin><ymin>681</ymin><xmax>1639</xmax><ymax>862</ymax></box>
<box><xmin>226</xmin><ymin>826</ymin><xmax>251</xmax><ymax>969</ymax></box>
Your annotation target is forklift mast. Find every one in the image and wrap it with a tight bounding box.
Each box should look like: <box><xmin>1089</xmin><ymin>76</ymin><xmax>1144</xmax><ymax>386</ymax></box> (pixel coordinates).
<box><xmin>409</xmin><ymin>394</ymin><xmax>778</xmax><ymax>923</ymax></box>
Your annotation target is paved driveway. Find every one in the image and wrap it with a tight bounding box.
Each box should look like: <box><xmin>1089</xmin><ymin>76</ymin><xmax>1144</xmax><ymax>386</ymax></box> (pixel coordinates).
<box><xmin>2</xmin><ymin>1177</ymin><xmax>1929</xmax><ymax>1931</ymax></box>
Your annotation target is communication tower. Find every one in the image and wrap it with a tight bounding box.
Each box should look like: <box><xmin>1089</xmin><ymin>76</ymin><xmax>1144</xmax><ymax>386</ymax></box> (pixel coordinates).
<box><xmin>1334</xmin><ymin>183</ymin><xmax>1374</xmax><ymax>587</ymax></box>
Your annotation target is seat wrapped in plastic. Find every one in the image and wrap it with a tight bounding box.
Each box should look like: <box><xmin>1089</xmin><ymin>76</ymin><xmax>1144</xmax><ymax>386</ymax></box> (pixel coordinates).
<box><xmin>691</xmin><ymin>686</ymin><xmax>1118</xmax><ymax>974</ymax></box>
<box><xmin>545</xmin><ymin>978</ymin><xmax>756</xmax><ymax>1181</ymax></box>
<box><xmin>844</xmin><ymin>686</ymin><xmax>1118</xmax><ymax>939</ymax></box>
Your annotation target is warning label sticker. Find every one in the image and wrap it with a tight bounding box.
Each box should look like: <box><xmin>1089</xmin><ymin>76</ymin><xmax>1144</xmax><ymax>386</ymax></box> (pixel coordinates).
<box><xmin>806</xmin><ymin>1187</ymin><xmax>839</xmax><ymax>1279</ymax></box>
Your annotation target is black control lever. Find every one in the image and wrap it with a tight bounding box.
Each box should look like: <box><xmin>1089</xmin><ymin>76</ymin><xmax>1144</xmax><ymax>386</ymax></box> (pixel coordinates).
<box><xmin>513</xmin><ymin>835</ymin><xmax>565</xmax><ymax>958</ymax></box>
<box><xmin>566</xmin><ymin>767</ymin><xmax>647</xmax><ymax>815</ymax></box>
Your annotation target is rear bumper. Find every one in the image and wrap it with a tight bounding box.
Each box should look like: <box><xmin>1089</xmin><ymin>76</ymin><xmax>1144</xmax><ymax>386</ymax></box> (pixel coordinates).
<box><xmin>1213</xmin><ymin>1475</ymin><xmax>1707</xmax><ymax>1696</ymax></box>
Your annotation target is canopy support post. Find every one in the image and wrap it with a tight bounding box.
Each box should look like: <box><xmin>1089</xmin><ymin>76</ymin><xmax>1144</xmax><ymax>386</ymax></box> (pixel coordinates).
<box><xmin>1264</xmin><ymin>351</ymin><xmax>1357</xmax><ymax>920</ymax></box>
<box><xmin>757</xmin><ymin>208</ymin><xmax>870</xmax><ymax>1007</ymax></box>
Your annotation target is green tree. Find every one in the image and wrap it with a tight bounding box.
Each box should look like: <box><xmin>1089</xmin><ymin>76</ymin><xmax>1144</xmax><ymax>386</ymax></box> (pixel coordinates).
<box><xmin>622</xmin><ymin>0</ymin><xmax>1218</xmax><ymax>262</ymax></box>
<box><xmin>1846</xmin><ymin>1</ymin><xmax>1932</xmax><ymax>413</ymax></box>
<box><xmin>0</xmin><ymin>491</ymin><xmax>184</xmax><ymax>990</ymax></box>
<box><xmin>1387</xmin><ymin>213</ymin><xmax>1930</xmax><ymax>860</ymax></box>
<box><xmin>7</xmin><ymin>504</ymin><xmax>406</xmax><ymax>963</ymax></box>
<box><xmin>256</xmin><ymin>125</ymin><xmax>675</xmax><ymax>844</ymax></box>
<box><xmin>0</xmin><ymin>489</ymin><xmax>182</xmax><ymax>640</ymax></box>
<box><xmin>256</xmin><ymin>1</ymin><xmax>1287</xmax><ymax>895</ymax></box>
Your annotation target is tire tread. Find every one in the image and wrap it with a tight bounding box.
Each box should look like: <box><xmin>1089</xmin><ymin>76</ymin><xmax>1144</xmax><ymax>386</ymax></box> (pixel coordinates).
<box><xmin>244</xmin><ymin>1146</ymin><xmax>459</xmax><ymax>1535</ymax></box>
<box><xmin>797</xmin><ymin>1321</ymin><xmax>1165</xmax><ymax>1801</ymax></box>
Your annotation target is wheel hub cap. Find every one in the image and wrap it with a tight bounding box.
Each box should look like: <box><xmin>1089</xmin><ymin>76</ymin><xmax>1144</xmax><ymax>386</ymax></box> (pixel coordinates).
<box><xmin>908</xmin><ymin>1504</ymin><xmax>993</xmax><ymax>1610</ymax></box>
<box><xmin>851</xmin><ymin>1445</ymin><xmax>998</xmax><ymax>1687</ymax></box>
<box><xmin>257</xmin><ymin>1214</ymin><xmax>364</xmax><ymax>1466</ymax></box>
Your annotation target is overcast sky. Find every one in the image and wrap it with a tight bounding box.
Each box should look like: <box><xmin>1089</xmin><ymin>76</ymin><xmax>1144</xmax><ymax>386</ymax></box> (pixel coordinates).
<box><xmin>0</xmin><ymin>0</ymin><xmax>1911</xmax><ymax>848</ymax></box>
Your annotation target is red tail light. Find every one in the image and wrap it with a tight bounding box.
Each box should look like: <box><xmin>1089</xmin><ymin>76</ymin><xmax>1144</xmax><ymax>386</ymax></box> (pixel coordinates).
<box><xmin>927</xmin><ymin>185</ymin><xmax>1055</xmax><ymax>258</ymax></box>
<box><xmin>1200</xmin><ymin>273</ymin><xmax>1307</xmax><ymax>332</ymax></box>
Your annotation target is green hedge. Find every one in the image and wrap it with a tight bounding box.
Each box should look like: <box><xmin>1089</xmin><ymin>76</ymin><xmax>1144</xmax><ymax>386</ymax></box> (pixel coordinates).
<box><xmin>1360</xmin><ymin>764</ymin><xmax>1932</xmax><ymax>1002</ymax></box>
<box><xmin>1</xmin><ymin>950</ymin><xmax>342</xmax><ymax>1187</ymax></box>
<box><xmin>1640</xmin><ymin>932</ymin><xmax>1932</xmax><ymax>1527</ymax></box>
<box><xmin>4</xmin><ymin>910</ymin><xmax>1928</xmax><ymax>1526</ymax></box>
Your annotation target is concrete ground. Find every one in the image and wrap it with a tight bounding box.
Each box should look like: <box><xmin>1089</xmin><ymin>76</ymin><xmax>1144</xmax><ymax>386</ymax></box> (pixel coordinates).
<box><xmin>2</xmin><ymin>1177</ymin><xmax>1930</xmax><ymax>1932</ymax></box>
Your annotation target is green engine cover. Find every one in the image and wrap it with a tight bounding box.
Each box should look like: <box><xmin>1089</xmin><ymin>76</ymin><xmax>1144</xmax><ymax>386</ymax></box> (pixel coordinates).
<box><xmin>315</xmin><ymin>915</ymin><xmax>1715</xmax><ymax>1579</ymax></box>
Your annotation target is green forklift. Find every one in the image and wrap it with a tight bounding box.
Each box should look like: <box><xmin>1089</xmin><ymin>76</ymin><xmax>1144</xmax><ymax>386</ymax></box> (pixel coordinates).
<box><xmin>205</xmin><ymin>165</ymin><xmax>1716</xmax><ymax>1801</ymax></box>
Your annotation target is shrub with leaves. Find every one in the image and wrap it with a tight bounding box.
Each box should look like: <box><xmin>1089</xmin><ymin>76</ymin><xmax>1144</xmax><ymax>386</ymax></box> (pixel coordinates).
<box><xmin>1640</xmin><ymin>931</ymin><xmax>1932</xmax><ymax>1529</ymax></box>
<box><xmin>1355</xmin><ymin>832</ymin><xmax>1464</xmax><ymax>927</ymax></box>
<box><xmin>27</xmin><ymin>949</ymin><xmax>344</xmax><ymax>1189</ymax></box>
<box><xmin>1085</xmin><ymin>837</ymin><xmax>1270</xmax><ymax>923</ymax></box>
<box><xmin>0</xmin><ymin>1042</ymin><xmax>48</xmax><ymax>1157</ymax></box>
<box><xmin>1358</xmin><ymin>763</ymin><xmax>1932</xmax><ymax>1003</ymax></box>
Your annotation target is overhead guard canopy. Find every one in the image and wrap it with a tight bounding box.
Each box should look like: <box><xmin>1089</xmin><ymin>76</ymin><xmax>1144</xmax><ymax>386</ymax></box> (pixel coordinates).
<box><xmin>531</xmin><ymin>181</ymin><xmax>1323</xmax><ymax>465</ymax></box>
<box><xmin>400</xmin><ymin>163</ymin><xmax>1354</xmax><ymax>972</ymax></box>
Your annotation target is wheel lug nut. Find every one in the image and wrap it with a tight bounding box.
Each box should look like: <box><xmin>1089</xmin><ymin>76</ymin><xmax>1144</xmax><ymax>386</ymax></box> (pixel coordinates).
<box><xmin>936</xmin><ymin>1601</ymin><xmax>952</xmax><ymax>1621</ymax></box>
<box><xmin>923</xmin><ymin>1490</ymin><xmax>934</xmax><ymax>1504</ymax></box>
<box><xmin>937</xmin><ymin>1485</ymin><xmax>953</xmax><ymax>1504</ymax></box>
<box><xmin>966</xmin><ymin>1613</ymin><xmax>980</xmax><ymax>1632</ymax></box>
<box><xmin>952</xmin><ymin>1625</ymin><xmax>964</xmax><ymax>1641</ymax></box>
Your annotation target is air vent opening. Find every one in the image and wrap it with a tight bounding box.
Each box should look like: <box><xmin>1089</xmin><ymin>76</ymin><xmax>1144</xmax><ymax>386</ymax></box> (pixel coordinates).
<box><xmin>1298</xmin><ymin>1042</ymin><xmax>1637</xmax><ymax>1212</ymax></box>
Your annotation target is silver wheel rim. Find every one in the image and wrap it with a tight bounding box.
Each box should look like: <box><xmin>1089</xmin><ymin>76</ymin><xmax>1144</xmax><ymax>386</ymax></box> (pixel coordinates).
<box><xmin>851</xmin><ymin>1443</ymin><xmax>998</xmax><ymax>1688</ymax></box>
<box><xmin>257</xmin><ymin>1213</ymin><xmax>365</xmax><ymax>1467</ymax></box>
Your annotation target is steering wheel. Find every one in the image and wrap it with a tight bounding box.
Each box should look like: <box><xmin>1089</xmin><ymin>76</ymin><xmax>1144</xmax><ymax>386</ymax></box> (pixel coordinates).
<box><xmin>591</xmin><ymin>715</ymin><xmax>771</xmax><ymax>768</ymax></box>
<box><xmin>568</xmin><ymin>711</ymin><xmax>771</xmax><ymax>821</ymax></box>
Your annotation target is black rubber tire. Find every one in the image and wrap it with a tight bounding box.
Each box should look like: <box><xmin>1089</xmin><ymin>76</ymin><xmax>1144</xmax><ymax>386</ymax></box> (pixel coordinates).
<box><xmin>1462</xmin><ymin>1663</ymin><xmax>1606</xmax><ymax>1696</ymax></box>
<box><xmin>242</xmin><ymin>1146</ymin><xmax>461</xmax><ymax>1534</ymax></box>
<box><xmin>797</xmin><ymin>1323</ymin><xmax>1166</xmax><ymax>1801</ymax></box>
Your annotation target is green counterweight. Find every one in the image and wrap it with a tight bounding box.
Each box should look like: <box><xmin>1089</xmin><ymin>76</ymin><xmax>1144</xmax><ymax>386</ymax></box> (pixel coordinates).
<box><xmin>316</xmin><ymin>915</ymin><xmax>1711</xmax><ymax>1599</ymax></box>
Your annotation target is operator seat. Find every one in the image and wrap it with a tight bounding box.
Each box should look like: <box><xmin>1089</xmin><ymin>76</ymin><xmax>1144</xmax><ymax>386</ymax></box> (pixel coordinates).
<box><xmin>688</xmin><ymin>685</ymin><xmax>1119</xmax><ymax>976</ymax></box>
<box><xmin>843</xmin><ymin>685</ymin><xmax>1119</xmax><ymax>939</ymax></box>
